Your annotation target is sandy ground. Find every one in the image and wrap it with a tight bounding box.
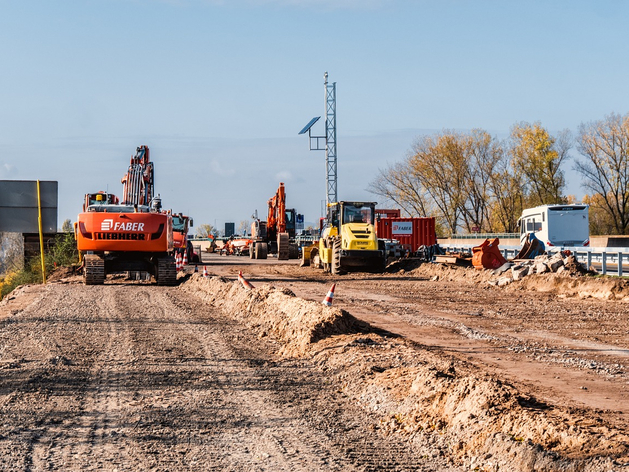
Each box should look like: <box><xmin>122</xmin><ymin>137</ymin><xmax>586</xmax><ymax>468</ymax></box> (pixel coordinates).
<box><xmin>0</xmin><ymin>252</ymin><xmax>628</xmax><ymax>471</ymax></box>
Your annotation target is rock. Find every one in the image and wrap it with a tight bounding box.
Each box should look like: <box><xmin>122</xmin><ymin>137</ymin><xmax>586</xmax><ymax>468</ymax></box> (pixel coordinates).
<box><xmin>535</xmin><ymin>262</ymin><xmax>549</xmax><ymax>274</ymax></box>
<box><xmin>511</xmin><ymin>265</ymin><xmax>529</xmax><ymax>281</ymax></box>
<box><xmin>493</xmin><ymin>262</ymin><xmax>513</xmax><ymax>275</ymax></box>
<box><xmin>497</xmin><ymin>276</ymin><xmax>512</xmax><ymax>287</ymax></box>
<box><xmin>548</xmin><ymin>254</ymin><xmax>565</xmax><ymax>272</ymax></box>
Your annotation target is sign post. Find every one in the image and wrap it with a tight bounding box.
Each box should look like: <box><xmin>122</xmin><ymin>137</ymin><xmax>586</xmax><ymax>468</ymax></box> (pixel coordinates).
<box><xmin>37</xmin><ymin>180</ymin><xmax>46</xmax><ymax>284</ymax></box>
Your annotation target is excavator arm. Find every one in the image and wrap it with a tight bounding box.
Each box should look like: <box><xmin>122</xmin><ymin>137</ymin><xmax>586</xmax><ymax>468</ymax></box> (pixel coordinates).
<box><xmin>120</xmin><ymin>145</ymin><xmax>155</xmax><ymax>206</ymax></box>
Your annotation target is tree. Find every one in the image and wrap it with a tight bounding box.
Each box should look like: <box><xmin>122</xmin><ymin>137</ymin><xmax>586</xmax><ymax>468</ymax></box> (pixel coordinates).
<box><xmin>486</xmin><ymin>161</ymin><xmax>525</xmax><ymax>233</ymax></box>
<box><xmin>409</xmin><ymin>132</ymin><xmax>469</xmax><ymax>234</ymax></box>
<box><xmin>461</xmin><ymin>130</ymin><xmax>503</xmax><ymax>232</ymax></box>
<box><xmin>196</xmin><ymin>224</ymin><xmax>217</xmax><ymax>239</ymax></box>
<box><xmin>582</xmin><ymin>194</ymin><xmax>616</xmax><ymax>235</ymax></box>
<box><xmin>368</xmin><ymin>160</ymin><xmax>432</xmax><ymax>217</ymax></box>
<box><xmin>576</xmin><ymin>113</ymin><xmax>629</xmax><ymax>234</ymax></box>
<box><xmin>509</xmin><ymin>122</ymin><xmax>570</xmax><ymax>207</ymax></box>
<box><xmin>237</xmin><ymin>220</ymin><xmax>250</xmax><ymax>236</ymax></box>
<box><xmin>61</xmin><ymin>219</ymin><xmax>72</xmax><ymax>233</ymax></box>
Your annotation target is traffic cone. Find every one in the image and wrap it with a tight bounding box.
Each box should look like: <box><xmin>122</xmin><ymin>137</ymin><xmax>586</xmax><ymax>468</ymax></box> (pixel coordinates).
<box><xmin>202</xmin><ymin>266</ymin><xmax>209</xmax><ymax>277</ymax></box>
<box><xmin>183</xmin><ymin>249</ymin><xmax>188</xmax><ymax>266</ymax></box>
<box><xmin>176</xmin><ymin>252</ymin><xmax>182</xmax><ymax>272</ymax></box>
<box><xmin>322</xmin><ymin>283</ymin><xmax>336</xmax><ymax>306</ymax></box>
<box><xmin>194</xmin><ymin>264</ymin><xmax>198</xmax><ymax>273</ymax></box>
<box><xmin>238</xmin><ymin>271</ymin><xmax>255</xmax><ymax>290</ymax></box>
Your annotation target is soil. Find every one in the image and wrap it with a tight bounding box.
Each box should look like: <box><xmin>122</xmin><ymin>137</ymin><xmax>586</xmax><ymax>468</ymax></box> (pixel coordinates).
<box><xmin>1</xmin><ymin>252</ymin><xmax>628</xmax><ymax>471</ymax></box>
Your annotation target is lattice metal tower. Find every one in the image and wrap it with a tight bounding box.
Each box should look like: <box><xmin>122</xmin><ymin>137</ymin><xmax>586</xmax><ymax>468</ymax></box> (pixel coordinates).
<box><xmin>299</xmin><ymin>72</ymin><xmax>338</xmax><ymax>214</ymax></box>
<box><xmin>324</xmin><ymin>72</ymin><xmax>337</xmax><ymax>206</ymax></box>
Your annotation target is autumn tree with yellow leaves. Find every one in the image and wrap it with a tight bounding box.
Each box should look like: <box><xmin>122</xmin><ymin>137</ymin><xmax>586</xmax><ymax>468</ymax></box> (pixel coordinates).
<box><xmin>508</xmin><ymin>121</ymin><xmax>571</xmax><ymax>208</ymax></box>
<box><xmin>370</xmin><ymin>123</ymin><xmax>572</xmax><ymax>235</ymax></box>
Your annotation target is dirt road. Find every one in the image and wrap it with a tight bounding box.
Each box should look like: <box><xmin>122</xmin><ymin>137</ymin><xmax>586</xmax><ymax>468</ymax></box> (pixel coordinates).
<box><xmin>1</xmin><ymin>253</ymin><xmax>629</xmax><ymax>471</ymax></box>
<box><xmin>0</xmin><ymin>279</ymin><xmax>456</xmax><ymax>471</ymax></box>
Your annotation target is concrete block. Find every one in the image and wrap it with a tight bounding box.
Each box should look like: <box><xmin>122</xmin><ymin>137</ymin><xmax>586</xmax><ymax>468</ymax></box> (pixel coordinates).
<box><xmin>511</xmin><ymin>265</ymin><xmax>530</xmax><ymax>281</ymax></box>
<box><xmin>549</xmin><ymin>257</ymin><xmax>564</xmax><ymax>272</ymax></box>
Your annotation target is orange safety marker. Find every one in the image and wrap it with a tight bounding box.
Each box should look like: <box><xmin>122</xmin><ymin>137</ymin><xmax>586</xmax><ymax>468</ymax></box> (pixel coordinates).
<box><xmin>322</xmin><ymin>283</ymin><xmax>336</xmax><ymax>306</ymax></box>
<box><xmin>238</xmin><ymin>271</ymin><xmax>255</xmax><ymax>290</ymax></box>
<box><xmin>183</xmin><ymin>249</ymin><xmax>188</xmax><ymax>266</ymax></box>
<box><xmin>176</xmin><ymin>252</ymin><xmax>182</xmax><ymax>272</ymax></box>
<box><xmin>202</xmin><ymin>266</ymin><xmax>209</xmax><ymax>277</ymax></box>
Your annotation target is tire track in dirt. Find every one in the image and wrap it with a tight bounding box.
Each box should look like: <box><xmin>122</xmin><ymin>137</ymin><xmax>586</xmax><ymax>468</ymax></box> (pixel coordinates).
<box><xmin>0</xmin><ymin>281</ymin><xmax>462</xmax><ymax>471</ymax></box>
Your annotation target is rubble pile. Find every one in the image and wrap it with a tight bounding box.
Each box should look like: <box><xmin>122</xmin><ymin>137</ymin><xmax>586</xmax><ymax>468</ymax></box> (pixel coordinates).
<box><xmin>490</xmin><ymin>252</ymin><xmax>589</xmax><ymax>287</ymax></box>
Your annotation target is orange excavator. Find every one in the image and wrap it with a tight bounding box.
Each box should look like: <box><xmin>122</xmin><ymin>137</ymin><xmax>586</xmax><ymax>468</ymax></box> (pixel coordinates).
<box><xmin>250</xmin><ymin>182</ymin><xmax>300</xmax><ymax>260</ymax></box>
<box><xmin>172</xmin><ymin>213</ymin><xmax>199</xmax><ymax>263</ymax></box>
<box><xmin>75</xmin><ymin>145</ymin><xmax>176</xmax><ymax>285</ymax></box>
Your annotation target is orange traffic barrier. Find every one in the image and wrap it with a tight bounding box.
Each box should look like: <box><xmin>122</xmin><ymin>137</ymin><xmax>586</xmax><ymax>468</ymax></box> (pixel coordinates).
<box><xmin>238</xmin><ymin>271</ymin><xmax>255</xmax><ymax>290</ymax></box>
<box><xmin>322</xmin><ymin>283</ymin><xmax>336</xmax><ymax>306</ymax></box>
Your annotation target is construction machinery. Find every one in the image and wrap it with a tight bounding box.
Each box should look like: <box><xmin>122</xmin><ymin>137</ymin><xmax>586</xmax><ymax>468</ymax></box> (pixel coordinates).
<box><xmin>75</xmin><ymin>145</ymin><xmax>176</xmax><ymax>285</ymax></box>
<box><xmin>250</xmin><ymin>182</ymin><xmax>300</xmax><ymax>260</ymax></box>
<box><xmin>172</xmin><ymin>213</ymin><xmax>199</xmax><ymax>263</ymax></box>
<box><xmin>83</xmin><ymin>191</ymin><xmax>119</xmax><ymax>211</ymax></box>
<box><xmin>303</xmin><ymin>201</ymin><xmax>386</xmax><ymax>275</ymax></box>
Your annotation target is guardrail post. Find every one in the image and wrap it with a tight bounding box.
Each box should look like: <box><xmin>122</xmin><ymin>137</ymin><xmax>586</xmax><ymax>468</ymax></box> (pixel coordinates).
<box><xmin>601</xmin><ymin>251</ymin><xmax>607</xmax><ymax>275</ymax></box>
<box><xmin>586</xmin><ymin>251</ymin><xmax>592</xmax><ymax>270</ymax></box>
<box><xmin>618</xmin><ymin>252</ymin><xmax>623</xmax><ymax>277</ymax></box>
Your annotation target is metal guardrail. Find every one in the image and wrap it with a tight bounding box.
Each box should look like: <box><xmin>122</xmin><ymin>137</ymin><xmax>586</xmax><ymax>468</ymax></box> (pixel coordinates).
<box><xmin>446</xmin><ymin>233</ymin><xmax>519</xmax><ymax>240</ymax></box>
<box><xmin>441</xmin><ymin>244</ymin><xmax>629</xmax><ymax>277</ymax></box>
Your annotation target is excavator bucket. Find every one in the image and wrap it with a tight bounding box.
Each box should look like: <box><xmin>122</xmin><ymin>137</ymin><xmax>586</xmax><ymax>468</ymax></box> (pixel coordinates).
<box><xmin>516</xmin><ymin>233</ymin><xmax>546</xmax><ymax>259</ymax></box>
<box><xmin>472</xmin><ymin>238</ymin><xmax>507</xmax><ymax>270</ymax></box>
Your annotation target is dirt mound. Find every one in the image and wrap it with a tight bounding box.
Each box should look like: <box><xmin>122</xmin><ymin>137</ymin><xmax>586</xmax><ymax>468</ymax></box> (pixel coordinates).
<box><xmin>311</xmin><ymin>335</ymin><xmax>629</xmax><ymax>471</ymax></box>
<box><xmin>387</xmin><ymin>257</ymin><xmax>629</xmax><ymax>301</ymax></box>
<box><xmin>180</xmin><ymin>273</ymin><xmax>629</xmax><ymax>471</ymax></box>
<box><xmin>180</xmin><ymin>274</ymin><xmax>370</xmax><ymax>356</ymax></box>
<box><xmin>515</xmin><ymin>273</ymin><xmax>629</xmax><ymax>301</ymax></box>
<box><xmin>46</xmin><ymin>266</ymin><xmax>79</xmax><ymax>283</ymax></box>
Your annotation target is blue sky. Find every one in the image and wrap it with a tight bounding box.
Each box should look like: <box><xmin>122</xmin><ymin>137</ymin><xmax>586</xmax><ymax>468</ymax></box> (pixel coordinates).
<box><xmin>1</xmin><ymin>0</ymin><xmax>628</xmax><ymax>232</ymax></box>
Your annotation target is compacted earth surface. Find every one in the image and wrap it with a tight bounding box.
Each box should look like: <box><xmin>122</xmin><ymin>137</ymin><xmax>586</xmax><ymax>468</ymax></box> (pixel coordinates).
<box><xmin>1</xmin><ymin>252</ymin><xmax>628</xmax><ymax>471</ymax></box>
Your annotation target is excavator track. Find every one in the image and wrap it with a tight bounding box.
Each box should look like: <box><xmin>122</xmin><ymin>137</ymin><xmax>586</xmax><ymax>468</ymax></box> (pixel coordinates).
<box><xmin>277</xmin><ymin>233</ymin><xmax>290</xmax><ymax>261</ymax></box>
<box><xmin>156</xmin><ymin>256</ymin><xmax>177</xmax><ymax>286</ymax></box>
<box><xmin>84</xmin><ymin>254</ymin><xmax>105</xmax><ymax>285</ymax></box>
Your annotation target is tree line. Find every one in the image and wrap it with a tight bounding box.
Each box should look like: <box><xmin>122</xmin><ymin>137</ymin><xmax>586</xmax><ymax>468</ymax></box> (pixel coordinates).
<box><xmin>369</xmin><ymin>112</ymin><xmax>629</xmax><ymax>236</ymax></box>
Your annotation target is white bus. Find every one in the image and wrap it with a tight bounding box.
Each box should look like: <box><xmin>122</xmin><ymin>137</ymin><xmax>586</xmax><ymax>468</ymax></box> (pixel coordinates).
<box><xmin>518</xmin><ymin>204</ymin><xmax>590</xmax><ymax>248</ymax></box>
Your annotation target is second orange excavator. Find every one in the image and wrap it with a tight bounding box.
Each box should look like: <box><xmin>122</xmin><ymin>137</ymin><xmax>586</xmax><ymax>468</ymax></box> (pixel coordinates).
<box><xmin>250</xmin><ymin>182</ymin><xmax>300</xmax><ymax>260</ymax></box>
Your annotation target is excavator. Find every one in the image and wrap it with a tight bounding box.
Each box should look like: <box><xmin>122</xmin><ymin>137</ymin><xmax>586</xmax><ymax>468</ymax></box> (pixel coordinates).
<box><xmin>172</xmin><ymin>213</ymin><xmax>199</xmax><ymax>263</ymax></box>
<box><xmin>250</xmin><ymin>182</ymin><xmax>300</xmax><ymax>260</ymax></box>
<box><xmin>75</xmin><ymin>145</ymin><xmax>176</xmax><ymax>285</ymax></box>
<box><xmin>303</xmin><ymin>201</ymin><xmax>386</xmax><ymax>275</ymax></box>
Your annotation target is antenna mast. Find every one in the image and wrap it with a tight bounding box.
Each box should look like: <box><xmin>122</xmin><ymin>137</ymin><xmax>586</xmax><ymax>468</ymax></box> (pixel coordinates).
<box><xmin>324</xmin><ymin>72</ymin><xmax>337</xmax><ymax>207</ymax></box>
